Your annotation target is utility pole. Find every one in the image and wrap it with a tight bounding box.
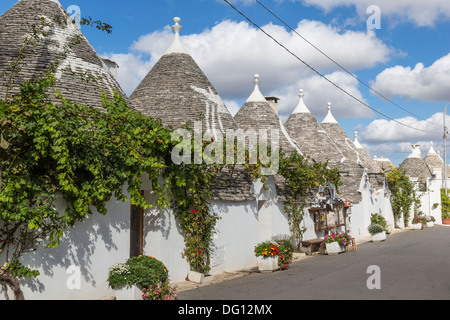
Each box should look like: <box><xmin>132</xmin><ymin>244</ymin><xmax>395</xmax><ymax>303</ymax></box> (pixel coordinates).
<box><xmin>444</xmin><ymin>105</ymin><xmax>449</xmax><ymax>195</ymax></box>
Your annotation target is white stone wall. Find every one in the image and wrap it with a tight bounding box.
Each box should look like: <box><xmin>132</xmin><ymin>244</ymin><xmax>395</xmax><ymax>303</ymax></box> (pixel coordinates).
<box><xmin>1</xmin><ymin>174</ymin><xmax>396</xmax><ymax>300</ymax></box>
<box><xmin>1</xmin><ymin>189</ymin><xmax>131</xmax><ymax>300</ymax></box>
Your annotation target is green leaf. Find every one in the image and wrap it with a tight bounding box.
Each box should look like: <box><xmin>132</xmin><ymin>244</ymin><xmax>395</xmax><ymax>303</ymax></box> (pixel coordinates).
<box><xmin>0</xmin><ymin>134</ymin><xmax>9</xmax><ymax>149</ymax></box>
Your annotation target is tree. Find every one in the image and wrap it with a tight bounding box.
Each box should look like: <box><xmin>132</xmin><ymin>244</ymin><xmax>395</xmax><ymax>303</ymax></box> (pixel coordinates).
<box><xmin>385</xmin><ymin>165</ymin><xmax>414</xmax><ymax>228</ymax></box>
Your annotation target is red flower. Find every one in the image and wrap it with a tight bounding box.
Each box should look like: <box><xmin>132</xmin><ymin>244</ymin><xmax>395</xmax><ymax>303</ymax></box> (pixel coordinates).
<box><xmin>198</xmin><ymin>249</ymin><xmax>202</xmax><ymax>254</ymax></box>
<box><xmin>192</xmin><ymin>209</ymin><xmax>196</xmax><ymax>214</ymax></box>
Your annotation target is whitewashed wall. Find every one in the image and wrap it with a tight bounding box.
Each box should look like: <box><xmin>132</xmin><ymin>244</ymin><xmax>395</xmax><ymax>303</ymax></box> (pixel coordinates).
<box><xmin>141</xmin><ymin>176</ymin><xmax>291</xmax><ymax>281</ymax></box>
<box><xmin>1</xmin><ymin>190</ymin><xmax>131</xmax><ymax>300</ymax></box>
<box><xmin>427</xmin><ymin>169</ymin><xmax>443</xmax><ymax>224</ymax></box>
<box><xmin>1</xmin><ymin>173</ymin><xmax>397</xmax><ymax>300</ymax></box>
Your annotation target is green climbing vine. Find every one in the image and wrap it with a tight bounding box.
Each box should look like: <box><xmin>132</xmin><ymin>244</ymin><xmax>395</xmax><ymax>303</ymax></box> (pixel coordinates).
<box><xmin>279</xmin><ymin>151</ymin><xmax>341</xmax><ymax>252</ymax></box>
<box><xmin>0</xmin><ymin>9</ymin><xmax>344</xmax><ymax>299</ymax></box>
<box><xmin>385</xmin><ymin>165</ymin><xmax>414</xmax><ymax>228</ymax></box>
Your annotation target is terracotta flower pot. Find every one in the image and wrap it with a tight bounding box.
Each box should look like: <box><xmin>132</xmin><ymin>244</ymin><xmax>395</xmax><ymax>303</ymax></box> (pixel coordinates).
<box><xmin>443</xmin><ymin>218</ymin><xmax>450</xmax><ymax>225</ymax></box>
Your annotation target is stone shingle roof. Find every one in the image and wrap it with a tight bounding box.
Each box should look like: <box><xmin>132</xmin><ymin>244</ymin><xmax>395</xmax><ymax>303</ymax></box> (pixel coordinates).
<box><xmin>284</xmin><ymin>91</ymin><xmax>365</xmax><ymax>203</ymax></box>
<box><xmin>129</xmin><ymin>18</ymin><xmax>254</xmax><ymax>202</ymax></box>
<box><xmin>285</xmin><ymin>90</ymin><xmax>346</xmax><ymax>168</ymax></box>
<box><xmin>400</xmin><ymin>145</ymin><xmax>432</xmax><ymax>180</ymax></box>
<box><xmin>234</xmin><ymin>75</ymin><xmax>302</xmax><ymax>157</ymax></box>
<box><xmin>423</xmin><ymin>142</ymin><xmax>448</xmax><ymax>178</ymax></box>
<box><xmin>234</xmin><ymin>75</ymin><xmax>305</xmax><ymax>194</ymax></box>
<box><xmin>319</xmin><ymin>104</ymin><xmax>381</xmax><ymax>203</ymax></box>
<box><xmin>129</xmin><ymin>18</ymin><xmax>238</xmax><ymax>136</ymax></box>
<box><xmin>0</xmin><ymin>0</ymin><xmax>126</xmax><ymax>109</ymax></box>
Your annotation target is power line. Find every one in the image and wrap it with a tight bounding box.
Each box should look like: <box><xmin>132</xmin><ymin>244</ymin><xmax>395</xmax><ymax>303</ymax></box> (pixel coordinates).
<box><xmin>255</xmin><ymin>0</ymin><xmax>444</xmax><ymax>129</ymax></box>
<box><xmin>223</xmin><ymin>0</ymin><xmax>442</xmax><ymax>134</ymax></box>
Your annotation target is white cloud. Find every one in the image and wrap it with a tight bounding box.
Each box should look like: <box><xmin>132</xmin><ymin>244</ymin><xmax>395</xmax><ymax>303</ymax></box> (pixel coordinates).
<box><xmin>100</xmin><ymin>52</ymin><xmax>153</xmax><ymax>96</ymax></box>
<box><xmin>108</xmin><ymin>19</ymin><xmax>392</xmax><ymax>121</ymax></box>
<box><xmin>371</xmin><ymin>53</ymin><xmax>450</xmax><ymax>102</ymax></box>
<box><xmin>299</xmin><ymin>0</ymin><xmax>450</xmax><ymax>27</ymax></box>
<box><xmin>274</xmin><ymin>70</ymin><xmax>373</xmax><ymax>122</ymax></box>
<box><xmin>360</xmin><ymin>112</ymin><xmax>446</xmax><ymax>144</ymax></box>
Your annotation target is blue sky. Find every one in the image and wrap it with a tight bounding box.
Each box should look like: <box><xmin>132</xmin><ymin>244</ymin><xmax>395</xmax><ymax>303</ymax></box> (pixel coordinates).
<box><xmin>1</xmin><ymin>0</ymin><xmax>450</xmax><ymax>166</ymax></box>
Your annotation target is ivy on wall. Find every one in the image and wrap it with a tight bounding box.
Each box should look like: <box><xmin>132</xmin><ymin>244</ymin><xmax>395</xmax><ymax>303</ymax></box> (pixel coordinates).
<box><xmin>279</xmin><ymin>152</ymin><xmax>341</xmax><ymax>251</ymax></box>
<box><xmin>0</xmin><ymin>13</ymin><xmax>343</xmax><ymax>299</ymax></box>
<box><xmin>385</xmin><ymin>165</ymin><xmax>414</xmax><ymax>228</ymax></box>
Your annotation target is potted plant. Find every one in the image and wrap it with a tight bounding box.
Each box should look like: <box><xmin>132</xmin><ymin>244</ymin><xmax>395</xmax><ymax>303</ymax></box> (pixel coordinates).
<box><xmin>441</xmin><ymin>189</ymin><xmax>450</xmax><ymax>224</ymax></box>
<box><xmin>370</xmin><ymin>213</ymin><xmax>390</xmax><ymax>235</ymax></box>
<box><xmin>411</xmin><ymin>217</ymin><xmax>423</xmax><ymax>230</ymax></box>
<box><xmin>254</xmin><ymin>237</ymin><xmax>294</xmax><ymax>272</ymax></box>
<box><xmin>107</xmin><ymin>255</ymin><xmax>170</xmax><ymax>300</ymax></box>
<box><xmin>142</xmin><ymin>281</ymin><xmax>178</xmax><ymax>300</ymax></box>
<box><xmin>335</xmin><ymin>232</ymin><xmax>351</xmax><ymax>251</ymax></box>
<box><xmin>426</xmin><ymin>216</ymin><xmax>435</xmax><ymax>228</ymax></box>
<box><xmin>254</xmin><ymin>240</ymin><xmax>280</xmax><ymax>272</ymax></box>
<box><xmin>368</xmin><ymin>223</ymin><xmax>386</xmax><ymax>242</ymax></box>
<box><xmin>320</xmin><ymin>232</ymin><xmax>349</xmax><ymax>255</ymax></box>
<box><xmin>443</xmin><ymin>213</ymin><xmax>450</xmax><ymax>225</ymax></box>
<box><xmin>272</xmin><ymin>236</ymin><xmax>294</xmax><ymax>270</ymax></box>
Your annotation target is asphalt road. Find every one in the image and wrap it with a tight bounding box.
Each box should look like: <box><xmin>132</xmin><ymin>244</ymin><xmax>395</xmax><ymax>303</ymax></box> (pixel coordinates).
<box><xmin>177</xmin><ymin>225</ymin><xmax>450</xmax><ymax>300</ymax></box>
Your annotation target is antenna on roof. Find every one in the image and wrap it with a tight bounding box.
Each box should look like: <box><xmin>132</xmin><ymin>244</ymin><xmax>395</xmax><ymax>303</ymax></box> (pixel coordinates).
<box><xmin>444</xmin><ymin>105</ymin><xmax>449</xmax><ymax>193</ymax></box>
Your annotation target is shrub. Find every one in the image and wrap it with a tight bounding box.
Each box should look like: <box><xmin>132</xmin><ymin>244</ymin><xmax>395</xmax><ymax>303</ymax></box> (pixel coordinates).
<box><xmin>370</xmin><ymin>213</ymin><xmax>391</xmax><ymax>234</ymax></box>
<box><xmin>441</xmin><ymin>189</ymin><xmax>450</xmax><ymax>219</ymax></box>
<box><xmin>107</xmin><ymin>255</ymin><xmax>169</xmax><ymax>290</ymax></box>
<box><xmin>142</xmin><ymin>281</ymin><xmax>179</xmax><ymax>300</ymax></box>
<box><xmin>273</xmin><ymin>236</ymin><xmax>294</xmax><ymax>270</ymax></box>
<box><xmin>368</xmin><ymin>224</ymin><xmax>384</xmax><ymax>235</ymax></box>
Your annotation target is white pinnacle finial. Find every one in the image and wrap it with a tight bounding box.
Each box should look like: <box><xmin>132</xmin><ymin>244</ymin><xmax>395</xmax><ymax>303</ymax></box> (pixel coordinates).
<box><xmin>172</xmin><ymin>17</ymin><xmax>182</xmax><ymax>34</ymax></box>
<box><xmin>354</xmin><ymin>131</ymin><xmax>363</xmax><ymax>149</ymax></box>
<box><xmin>165</xmin><ymin>17</ymin><xmax>188</xmax><ymax>55</ymax></box>
<box><xmin>322</xmin><ymin>102</ymin><xmax>338</xmax><ymax>124</ymax></box>
<box><xmin>292</xmin><ymin>89</ymin><xmax>311</xmax><ymax>114</ymax></box>
<box><xmin>428</xmin><ymin>141</ymin><xmax>437</xmax><ymax>154</ymax></box>
<box><xmin>254</xmin><ymin>74</ymin><xmax>260</xmax><ymax>85</ymax></box>
<box><xmin>246</xmin><ymin>74</ymin><xmax>266</xmax><ymax>103</ymax></box>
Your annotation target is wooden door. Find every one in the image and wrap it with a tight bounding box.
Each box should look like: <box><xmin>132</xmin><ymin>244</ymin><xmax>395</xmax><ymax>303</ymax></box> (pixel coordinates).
<box><xmin>130</xmin><ymin>194</ymin><xmax>144</xmax><ymax>257</ymax></box>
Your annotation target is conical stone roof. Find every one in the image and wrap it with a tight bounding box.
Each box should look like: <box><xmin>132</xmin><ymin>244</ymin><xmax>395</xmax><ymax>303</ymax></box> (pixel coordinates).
<box><xmin>320</xmin><ymin>103</ymin><xmax>381</xmax><ymax>203</ymax></box>
<box><xmin>284</xmin><ymin>90</ymin><xmax>363</xmax><ymax>202</ymax></box>
<box><xmin>285</xmin><ymin>89</ymin><xmax>346</xmax><ymax>168</ymax></box>
<box><xmin>400</xmin><ymin>144</ymin><xmax>432</xmax><ymax>180</ymax></box>
<box><xmin>234</xmin><ymin>75</ymin><xmax>302</xmax><ymax>157</ymax></box>
<box><xmin>424</xmin><ymin>142</ymin><xmax>447</xmax><ymax>178</ymax></box>
<box><xmin>0</xmin><ymin>0</ymin><xmax>126</xmax><ymax>109</ymax></box>
<box><xmin>129</xmin><ymin>18</ymin><xmax>238</xmax><ymax>136</ymax></box>
<box><xmin>129</xmin><ymin>17</ymin><xmax>252</xmax><ymax>202</ymax></box>
<box><xmin>373</xmin><ymin>156</ymin><xmax>393</xmax><ymax>172</ymax></box>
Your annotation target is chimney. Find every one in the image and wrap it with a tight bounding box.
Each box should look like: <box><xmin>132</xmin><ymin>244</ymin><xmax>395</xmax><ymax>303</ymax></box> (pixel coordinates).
<box><xmin>102</xmin><ymin>58</ymin><xmax>119</xmax><ymax>80</ymax></box>
<box><xmin>265</xmin><ymin>96</ymin><xmax>280</xmax><ymax>115</ymax></box>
